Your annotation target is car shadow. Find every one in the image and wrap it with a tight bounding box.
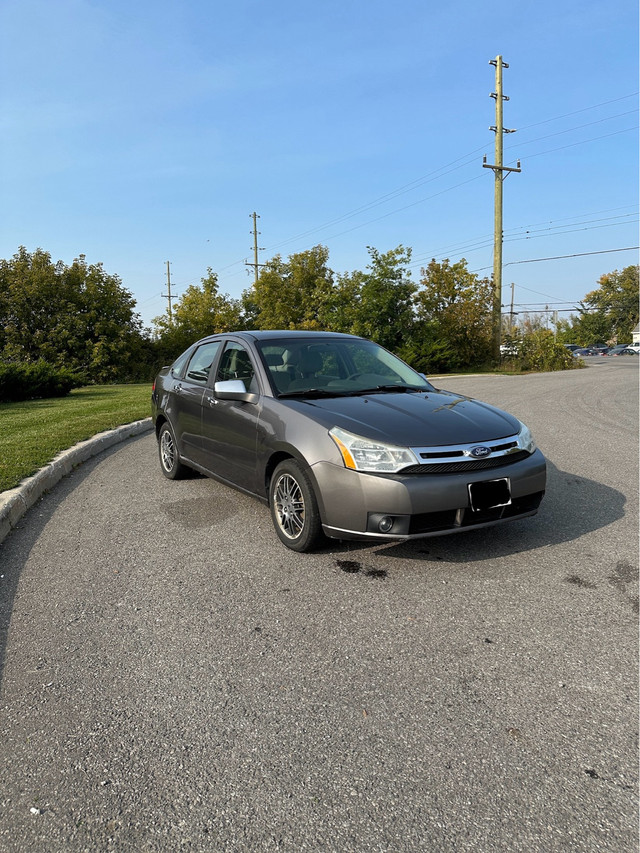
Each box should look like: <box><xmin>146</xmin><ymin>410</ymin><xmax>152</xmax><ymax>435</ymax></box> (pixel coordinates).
<box><xmin>329</xmin><ymin>460</ymin><xmax>627</xmax><ymax>563</ymax></box>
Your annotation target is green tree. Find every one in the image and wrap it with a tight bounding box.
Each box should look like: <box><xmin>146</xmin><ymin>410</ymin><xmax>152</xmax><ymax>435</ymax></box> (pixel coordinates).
<box><xmin>152</xmin><ymin>268</ymin><xmax>244</xmax><ymax>359</ymax></box>
<box><xmin>323</xmin><ymin>269</ymin><xmax>363</xmax><ymax>335</ymax></box>
<box><xmin>340</xmin><ymin>245</ymin><xmax>416</xmax><ymax>351</ymax></box>
<box><xmin>413</xmin><ymin>258</ymin><xmax>493</xmax><ymax>368</ymax></box>
<box><xmin>0</xmin><ymin>247</ymin><xmax>142</xmax><ymax>382</ymax></box>
<box><xmin>244</xmin><ymin>245</ymin><xmax>335</xmax><ymax>330</ymax></box>
<box><xmin>581</xmin><ymin>265</ymin><xmax>639</xmax><ymax>342</ymax></box>
<box><xmin>563</xmin><ymin>307</ymin><xmax>611</xmax><ymax>346</ymax></box>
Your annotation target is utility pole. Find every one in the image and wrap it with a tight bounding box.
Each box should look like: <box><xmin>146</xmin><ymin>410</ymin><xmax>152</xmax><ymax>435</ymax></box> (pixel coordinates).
<box><xmin>509</xmin><ymin>281</ymin><xmax>515</xmax><ymax>334</ymax></box>
<box><xmin>162</xmin><ymin>261</ymin><xmax>174</xmax><ymax>324</ymax></box>
<box><xmin>483</xmin><ymin>56</ymin><xmax>521</xmax><ymax>360</ymax></box>
<box><xmin>245</xmin><ymin>212</ymin><xmax>265</xmax><ymax>284</ymax></box>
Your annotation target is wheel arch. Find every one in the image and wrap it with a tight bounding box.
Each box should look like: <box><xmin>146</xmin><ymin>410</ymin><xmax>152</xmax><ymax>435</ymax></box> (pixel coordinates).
<box><xmin>264</xmin><ymin>451</ymin><xmax>295</xmax><ymax>494</ymax></box>
<box><xmin>264</xmin><ymin>450</ymin><xmax>327</xmax><ymax>523</ymax></box>
<box><xmin>154</xmin><ymin>414</ymin><xmax>168</xmax><ymax>439</ymax></box>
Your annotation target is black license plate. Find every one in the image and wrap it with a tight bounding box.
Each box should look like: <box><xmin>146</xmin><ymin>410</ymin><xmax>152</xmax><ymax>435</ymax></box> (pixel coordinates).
<box><xmin>468</xmin><ymin>478</ymin><xmax>511</xmax><ymax>512</ymax></box>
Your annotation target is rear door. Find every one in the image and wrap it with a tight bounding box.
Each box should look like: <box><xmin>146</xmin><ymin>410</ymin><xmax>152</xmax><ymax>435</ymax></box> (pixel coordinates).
<box><xmin>169</xmin><ymin>340</ymin><xmax>222</xmax><ymax>463</ymax></box>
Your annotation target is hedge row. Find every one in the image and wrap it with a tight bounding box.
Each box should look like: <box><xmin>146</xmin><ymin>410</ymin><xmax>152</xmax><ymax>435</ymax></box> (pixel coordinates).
<box><xmin>0</xmin><ymin>360</ymin><xmax>82</xmax><ymax>402</ymax></box>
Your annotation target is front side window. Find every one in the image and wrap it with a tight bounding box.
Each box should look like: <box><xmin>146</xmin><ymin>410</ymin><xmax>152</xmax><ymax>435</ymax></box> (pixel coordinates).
<box><xmin>216</xmin><ymin>342</ymin><xmax>258</xmax><ymax>392</ymax></box>
<box><xmin>184</xmin><ymin>341</ymin><xmax>221</xmax><ymax>384</ymax></box>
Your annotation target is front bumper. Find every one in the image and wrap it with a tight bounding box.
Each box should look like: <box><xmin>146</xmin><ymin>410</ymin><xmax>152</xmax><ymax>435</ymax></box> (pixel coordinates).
<box><xmin>311</xmin><ymin>448</ymin><xmax>547</xmax><ymax>541</ymax></box>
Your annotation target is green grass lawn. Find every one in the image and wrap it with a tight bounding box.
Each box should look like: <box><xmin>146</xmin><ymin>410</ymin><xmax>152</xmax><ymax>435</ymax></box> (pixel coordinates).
<box><xmin>0</xmin><ymin>384</ymin><xmax>152</xmax><ymax>493</ymax></box>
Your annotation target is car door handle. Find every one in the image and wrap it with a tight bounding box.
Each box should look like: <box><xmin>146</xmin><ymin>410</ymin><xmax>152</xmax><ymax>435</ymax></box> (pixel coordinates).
<box><xmin>173</xmin><ymin>383</ymin><xmax>182</xmax><ymax>393</ymax></box>
<box><xmin>206</xmin><ymin>396</ymin><xmax>218</xmax><ymax>407</ymax></box>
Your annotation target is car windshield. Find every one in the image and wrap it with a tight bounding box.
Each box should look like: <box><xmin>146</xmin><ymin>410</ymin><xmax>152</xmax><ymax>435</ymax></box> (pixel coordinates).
<box><xmin>257</xmin><ymin>337</ymin><xmax>434</xmax><ymax>397</ymax></box>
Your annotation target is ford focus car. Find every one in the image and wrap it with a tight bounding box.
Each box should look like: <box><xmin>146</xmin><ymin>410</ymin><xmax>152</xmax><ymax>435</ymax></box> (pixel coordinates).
<box><xmin>151</xmin><ymin>331</ymin><xmax>546</xmax><ymax>552</ymax></box>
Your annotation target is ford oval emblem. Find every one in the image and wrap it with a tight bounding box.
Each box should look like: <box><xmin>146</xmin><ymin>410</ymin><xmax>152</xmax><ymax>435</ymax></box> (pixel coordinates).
<box><xmin>470</xmin><ymin>445</ymin><xmax>491</xmax><ymax>458</ymax></box>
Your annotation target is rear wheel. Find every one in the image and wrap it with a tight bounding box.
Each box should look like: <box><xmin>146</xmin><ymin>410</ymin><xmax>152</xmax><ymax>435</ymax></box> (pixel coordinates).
<box><xmin>269</xmin><ymin>460</ymin><xmax>325</xmax><ymax>552</ymax></box>
<box><xmin>158</xmin><ymin>422</ymin><xmax>188</xmax><ymax>480</ymax></box>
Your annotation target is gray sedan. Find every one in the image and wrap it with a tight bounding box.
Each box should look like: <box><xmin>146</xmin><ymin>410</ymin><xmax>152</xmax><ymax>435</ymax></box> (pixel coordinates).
<box><xmin>151</xmin><ymin>331</ymin><xmax>546</xmax><ymax>551</ymax></box>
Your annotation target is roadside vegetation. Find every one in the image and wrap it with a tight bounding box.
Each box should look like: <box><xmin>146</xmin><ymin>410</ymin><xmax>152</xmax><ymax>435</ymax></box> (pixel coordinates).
<box><xmin>0</xmin><ymin>246</ymin><xmax>636</xmax><ymax>491</ymax></box>
<box><xmin>1</xmin><ymin>247</ymin><xmax>637</xmax><ymax>388</ymax></box>
<box><xmin>0</xmin><ymin>384</ymin><xmax>150</xmax><ymax>492</ymax></box>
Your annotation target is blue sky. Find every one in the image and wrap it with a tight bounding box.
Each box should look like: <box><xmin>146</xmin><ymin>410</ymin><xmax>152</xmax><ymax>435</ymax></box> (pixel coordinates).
<box><xmin>1</xmin><ymin>0</ymin><xmax>637</xmax><ymax>330</ymax></box>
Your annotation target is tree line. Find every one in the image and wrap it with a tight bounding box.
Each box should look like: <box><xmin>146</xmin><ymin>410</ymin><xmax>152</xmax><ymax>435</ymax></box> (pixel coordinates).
<box><xmin>0</xmin><ymin>245</ymin><xmax>637</xmax><ymax>389</ymax></box>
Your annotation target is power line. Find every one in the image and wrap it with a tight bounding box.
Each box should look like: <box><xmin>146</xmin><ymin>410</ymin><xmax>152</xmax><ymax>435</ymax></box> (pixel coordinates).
<box><xmin>206</xmin><ymin>94</ymin><xmax>638</xmax><ymax>284</ymax></box>
<box><xmin>510</xmin><ymin>109</ymin><xmax>638</xmax><ymax>151</ymax></box>
<box><xmin>260</xmin><ymin>97</ymin><xmax>639</xmax><ymax>256</ymax></box>
<box><xmin>504</xmin><ymin>218</ymin><xmax>639</xmax><ymax>244</ymax></box>
<box><xmin>284</xmin><ymin>127</ymin><xmax>636</xmax><ymax>252</ymax></box>
<box><xmin>512</xmin><ymin>126</ymin><xmax>637</xmax><ymax>165</ymax></box>
<box><xmin>408</xmin><ymin>211</ymin><xmax>638</xmax><ymax>269</ymax></box>
<box><xmin>505</xmin><ymin>246</ymin><xmax>639</xmax><ymax>266</ymax></box>
<box><xmin>472</xmin><ymin>246</ymin><xmax>639</xmax><ymax>273</ymax></box>
<box><xmin>516</xmin><ymin>92</ymin><xmax>638</xmax><ymax>132</ymax></box>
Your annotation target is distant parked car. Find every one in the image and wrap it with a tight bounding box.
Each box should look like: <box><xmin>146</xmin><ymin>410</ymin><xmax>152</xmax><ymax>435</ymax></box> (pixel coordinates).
<box><xmin>564</xmin><ymin>344</ymin><xmax>580</xmax><ymax>353</ymax></box>
<box><xmin>608</xmin><ymin>344</ymin><xmax>634</xmax><ymax>357</ymax></box>
<box><xmin>151</xmin><ymin>330</ymin><xmax>546</xmax><ymax>552</ymax></box>
<box><xmin>620</xmin><ymin>348</ymin><xmax>639</xmax><ymax>356</ymax></box>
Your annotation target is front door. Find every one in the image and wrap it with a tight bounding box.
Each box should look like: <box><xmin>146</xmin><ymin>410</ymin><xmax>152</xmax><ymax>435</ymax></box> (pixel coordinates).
<box><xmin>200</xmin><ymin>341</ymin><xmax>262</xmax><ymax>494</ymax></box>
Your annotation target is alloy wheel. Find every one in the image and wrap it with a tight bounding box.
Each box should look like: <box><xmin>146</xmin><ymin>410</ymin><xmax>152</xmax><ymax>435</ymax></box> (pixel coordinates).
<box><xmin>273</xmin><ymin>473</ymin><xmax>305</xmax><ymax>539</ymax></box>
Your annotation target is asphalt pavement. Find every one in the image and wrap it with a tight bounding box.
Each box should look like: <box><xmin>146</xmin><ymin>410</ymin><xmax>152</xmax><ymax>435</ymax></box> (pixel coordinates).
<box><xmin>0</xmin><ymin>359</ymin><xmax>637</xmax><ymax>852</ymax></box>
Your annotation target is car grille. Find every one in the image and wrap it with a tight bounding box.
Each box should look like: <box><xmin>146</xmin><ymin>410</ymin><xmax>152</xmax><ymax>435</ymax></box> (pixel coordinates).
<box><xmin>400</xmin><ymin>449</ymin><xmax>531</xmax><ymax>474</ymax></box>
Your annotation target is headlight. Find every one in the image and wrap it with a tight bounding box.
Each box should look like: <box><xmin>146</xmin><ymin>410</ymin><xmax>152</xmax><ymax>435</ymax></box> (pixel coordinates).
<box><xmin>517</xmin><ymin>420</ymin><xmax>536</xmax><ymax>454</ymax></box>
<box><xmin>329</xmin><ymin>426</ymin><xmax>418</xmax><ymax>473</ymax></box>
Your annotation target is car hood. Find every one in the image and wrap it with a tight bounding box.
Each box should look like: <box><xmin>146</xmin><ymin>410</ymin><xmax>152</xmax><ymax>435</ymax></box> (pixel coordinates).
<box><xmin>280</xmin><ymin>389</ymin><xmax>521</xmax><ymax>447</ymax></box>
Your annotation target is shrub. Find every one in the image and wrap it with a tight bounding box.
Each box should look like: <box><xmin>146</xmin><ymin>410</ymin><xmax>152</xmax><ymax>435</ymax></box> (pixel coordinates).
<box><xmin>0</xmin><ymin>360</ymin><xmax>82</xmax><ymax>402</ymax></box>
<box><xmin>397</xmin><ymin>324</ymin><xmax>461</xmax><ymax>374</ymax></box>
<box><xmin>502</xmin><ymin>331</ymin><xmax>579</xmax><ymax>372</ymax></box>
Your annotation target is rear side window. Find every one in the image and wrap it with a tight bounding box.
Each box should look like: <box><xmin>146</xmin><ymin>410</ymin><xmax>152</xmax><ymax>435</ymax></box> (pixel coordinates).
<box><xmin>170</xmin><ymin>348</ymin><xmax>192</xmax><ymax>379</ymax></box>
<box><xmin>184</xmin><ymin>341</ymin><xmax>221</xmax><ymax>384</ymax></box>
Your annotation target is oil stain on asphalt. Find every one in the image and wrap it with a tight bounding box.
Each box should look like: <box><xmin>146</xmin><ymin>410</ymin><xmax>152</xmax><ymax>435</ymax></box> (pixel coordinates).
<box><xmin>335</xmin><ymin>559</ymin><xmax>387</xmax><ymax>579</ymax></box>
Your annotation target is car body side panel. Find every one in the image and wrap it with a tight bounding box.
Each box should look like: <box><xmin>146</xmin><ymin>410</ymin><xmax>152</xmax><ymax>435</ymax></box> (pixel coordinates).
<box><xmin>164</xmin><ymin>379</ymin><xmax>207</xmax><ymax>463</ymax></box>
<box><xmin>199</xmin><ymin>396</ymin><xmax>263</xmax><ymax>494</ymax></box>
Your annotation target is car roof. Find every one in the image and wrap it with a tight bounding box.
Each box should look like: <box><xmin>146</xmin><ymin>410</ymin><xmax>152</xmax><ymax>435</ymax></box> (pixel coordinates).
<box><xmin>240</xmin><ymin>330</ymin><xmax>359</xmax><ymax>341</ymax></box>
<box><xmin>198</xmin><ymin>330</ymin><xmax>362</xmax><ymax>344</ymax></box>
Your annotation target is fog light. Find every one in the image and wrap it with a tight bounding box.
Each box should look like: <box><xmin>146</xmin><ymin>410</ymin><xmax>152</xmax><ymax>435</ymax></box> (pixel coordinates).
<box><xmin>378</xmin><ymin>516</ymin><xmax>394</xmax><ymax>533</ymax></box>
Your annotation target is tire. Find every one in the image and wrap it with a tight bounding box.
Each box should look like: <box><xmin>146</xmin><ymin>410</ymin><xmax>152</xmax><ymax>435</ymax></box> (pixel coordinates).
<box><xmin>158</xmin><ymin>422</ymin><xmax>188</xmax><ymax>480</ymax></box>
<box><xmin>269</xmin><ymin>459</ymin><xmax>325</xmax><ymax>552</ymax></box>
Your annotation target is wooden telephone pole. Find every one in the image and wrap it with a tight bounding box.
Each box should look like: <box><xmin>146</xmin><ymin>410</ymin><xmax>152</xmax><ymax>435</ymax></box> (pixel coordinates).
<box><xmin>162</xmin><ymin>260</ymin><xmax>174</xmax><ymax>324</ymax></box>
<box><xmin>483</xmin><ymin>56</ymin><xmax>521</xmax><ymax>359</ymax></box>
<box><xmin>245</xmin><ymin>212</ymin><xmax>265</xmax><ymax>284</ymax></box>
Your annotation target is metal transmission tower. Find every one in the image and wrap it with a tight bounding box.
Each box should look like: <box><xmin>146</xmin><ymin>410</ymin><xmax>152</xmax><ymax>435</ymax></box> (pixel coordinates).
<box><xmin>483</xmin><ymin>55</ymin><xmax>521</xmax><ymax>359</ymax></box>
<box><xmin>245</xmin><ymin>212</ymin><xmax>265</xmax><ymax>284</ymax></box>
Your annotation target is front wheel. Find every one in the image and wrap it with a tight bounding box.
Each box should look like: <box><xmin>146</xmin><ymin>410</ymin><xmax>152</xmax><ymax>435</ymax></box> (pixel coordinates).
<box><xmin>158</xmin><ymin>422</ymin><xmax>188</xmax><ymax>480</ymax></box>
<box><xmin>269</xmin><ymin>460</ymin><xmax>325</xmax><ymax>552</ymax></box>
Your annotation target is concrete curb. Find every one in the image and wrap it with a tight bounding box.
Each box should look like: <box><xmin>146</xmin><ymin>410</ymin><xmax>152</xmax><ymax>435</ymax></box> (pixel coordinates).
<box><xmin>0</xmin><ymin>418</ymin><xmax>154</xmax><ymax>546</ymax></box>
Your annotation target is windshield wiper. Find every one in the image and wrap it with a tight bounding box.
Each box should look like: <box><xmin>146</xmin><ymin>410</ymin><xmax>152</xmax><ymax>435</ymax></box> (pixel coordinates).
<box><xmin>278</xmin><ymin>388</ymin><xmax>346</xmax><ymax>399</ymax></box>
<box><xmin>347</xmin><ymin>384</ymin><xmax>425</xmax><ymax>396</ymax></box>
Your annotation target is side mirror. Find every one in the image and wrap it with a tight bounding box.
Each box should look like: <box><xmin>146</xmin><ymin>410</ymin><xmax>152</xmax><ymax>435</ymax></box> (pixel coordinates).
<box><xmin>214</xmin><ymin>379</ymin><xmax>258</xmax><ymax>403</ymax></box>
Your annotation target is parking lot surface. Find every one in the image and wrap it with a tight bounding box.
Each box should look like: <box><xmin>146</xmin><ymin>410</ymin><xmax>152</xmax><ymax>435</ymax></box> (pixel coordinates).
<box><xmin>0</xmin><ymin>359</ymin><xmax>637</xmax><ymax>852</ymax></box>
